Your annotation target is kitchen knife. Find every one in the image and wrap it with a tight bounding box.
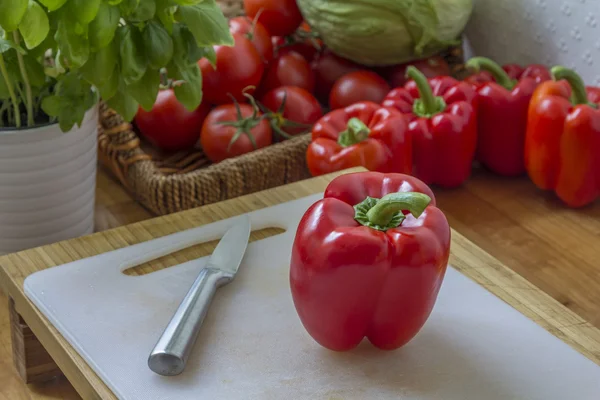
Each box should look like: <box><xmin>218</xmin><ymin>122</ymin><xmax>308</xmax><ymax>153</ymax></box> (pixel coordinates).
<box><xmin>148</xmin><ymin>215</ymin><xmax>251</xmax><ymax>376</ymax></box>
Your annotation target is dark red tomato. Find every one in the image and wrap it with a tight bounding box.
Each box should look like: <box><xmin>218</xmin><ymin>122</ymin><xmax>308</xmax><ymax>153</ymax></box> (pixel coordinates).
<box><xmin>311</xmin><ymin>50</ymin><xmax>362</xmax><ymax>103</ymax></box>
<box><xmin>259</xmin><ymin>50</ymin><xmax>315</xmax><ymax>96</ymax></box>
<box><xmin>272</xmin><ymin>22</ymin><xmax>324</xmax><ymax>62</ymax></box>
<box><xmin>135</xmin><ymin>89</ymin><xmax>210</xmax><ymax>151</ymax></box>
<box><xmin>329</xmin><ymin>70</ymin><xmax>391</xmax><ymax>110</ymax></box>
<box><xmin>244</xmin><ymin>0</ymin><xmax>303</xmax><ymax>37</ymax></box>
<box><xmin>200</xmin><ymin>103</ymin><xmax>272</xmax><ymax>163</ymax></box>
<box><xmin>260</xmin><ymin>86</ymin><xmax>323</xmax><ymax>137</ymax></box>
<box><xmin>199</xmin><ymin>33</ymin><xmax>264</xmax><ymax>105</ymax></box>
<box><xmin>381</xmin><ymin>56</ymin><xmax>451</xmax><ymax>88</ymax></box>
<box><xmin>229</xmin><ymin>16</ymin><xmax>273</xmax><ymax>63</ymax></box>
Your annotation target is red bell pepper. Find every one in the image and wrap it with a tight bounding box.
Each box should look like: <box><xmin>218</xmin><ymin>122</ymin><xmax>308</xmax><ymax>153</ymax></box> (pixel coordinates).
<box><xmin>464</xmin><ymin>62</ymin><xmax>550</xmax><ymax>87</ymax></box>
<box><xmin>306</xmin><ymin>101</ymin><xmax>412</xmax><ymax>177</ymax></box>
<box><xmin>382</xmin><ymin>67</ymin><xmax>477</xmax><ymax>188</ymax></box>
<box><xmin>465</xmin><ymin>58</ymin><xmax>551</xmax><ymax>176</ymax></box>
<box><xmin>525</xmin><ymin>66</ymin><xmax>600</xmax><ymax>208</ymax></box>
<box><xmin>290</xmin><ymin>171</ymin><xmax>451</xmax><ymax>351</ymax></box>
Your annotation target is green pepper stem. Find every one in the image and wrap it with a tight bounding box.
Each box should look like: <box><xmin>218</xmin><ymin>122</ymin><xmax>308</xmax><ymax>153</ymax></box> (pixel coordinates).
<box><xmin>353</xmin><ymin>192</ymin><xmax>432</xmax><ymax>231</ymax></box>
<box><xmin>337</xmin><ymin>117</ymin><xmax>370</xmax><ymax>147</ymax></box>
<box><xmin>551</xmin><ymin>66</ymin><xmax>596</xmax><ymax>108</ymax></box>
<box><xmin>406</xmin><ymin>66</ymin><xmax>446</xmax><ymax>118</ymax></box>
<box><xmin>466</xmin><ymin>57</ymin><xmax>516</xmax><ymax>90</ymax></box>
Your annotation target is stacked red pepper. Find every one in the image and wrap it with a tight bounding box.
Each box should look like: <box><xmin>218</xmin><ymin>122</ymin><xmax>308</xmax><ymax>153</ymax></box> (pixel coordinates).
<box><xmin>305</xmin><ymin>56</ymin><xmax>599</xmax><ymax>208</ymax></box>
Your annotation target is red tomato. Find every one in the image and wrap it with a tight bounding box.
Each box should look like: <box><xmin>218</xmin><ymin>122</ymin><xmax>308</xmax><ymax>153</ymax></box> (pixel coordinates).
<box><xmin>329</xmin><ymin>70</ymin><xmax>391</xmax><ymax>110</ymax></box>
<box><xmin>381</xmin><ymin>56</ymin><xmax>451</xmax><ymax>88</ymax></box>
<box><xmin>260</xmin><ymin>86</ymin><xmax>323</xmax><ymax>137</ymax></box>
<box><xmin>200</xmin><ymin>103</ymin><xmax>272</xmax><ymax>163</ymax></box>
<box><xmin>229</xmin><ymin>16</ymin><xmax>273</xmax><ymax>63</ymax></box>
<box><xmin>199</xmin><ymin>33</ymin><xmax>264</xmax><ymax>105</ymax></box>
<box><xmin>135</xmin><ymin>89</ymin><xmax>210</xmax><ymax>151</ymax></box>
<box><xmin>271</xmin><ymin>22</ymin><xmax>324</xmax><ymax>62</ymax></box>
<box><xmin>311</xmin><ymin>50</ymin><xmax>362</xmax><ymax>103</ymax></box>
<box><xmin>259</xmin><ymin>51</ymin><xmax>315</xmax><ymax>96</ymax></box>
<box><xmin>244</xmin><ymin>0</ymin><xmax>303</xmax><ymax>37</ymax></box>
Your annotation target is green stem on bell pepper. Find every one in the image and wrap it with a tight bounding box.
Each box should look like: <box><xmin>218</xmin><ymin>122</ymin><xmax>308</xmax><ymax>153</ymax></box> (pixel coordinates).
<box><xmin>551</xmin><ymin>66</ymin><xmax>598</xmax><ymax>109</ymax></box>
<box><xmin>406</xmin><ymin>66</ymin><xmax>447</xmax><ymax>118</ymax></box>
<box><xmin>466</xmin><ymin>57</ymin><xmax>517</xmax><ymax>90</ymax></box>
<box><xmin>337</xmin><ymin>117</ymin><xmax>371</xmax><ymax>147</ymax></box>
<box><xmin>354</xmin><ymin>192</ymin><xmax>432</xmax><ymax>231</ymax></box>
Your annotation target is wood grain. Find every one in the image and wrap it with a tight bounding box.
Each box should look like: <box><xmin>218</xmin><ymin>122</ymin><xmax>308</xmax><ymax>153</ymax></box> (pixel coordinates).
<box><xmin>0</xmin><ymin>166</ymin><xmax>599</xmax><ymax>399</ymax></box>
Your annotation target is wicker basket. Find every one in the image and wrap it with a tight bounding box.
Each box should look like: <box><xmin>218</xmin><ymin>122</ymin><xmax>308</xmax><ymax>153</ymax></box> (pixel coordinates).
<box><xmin>98</xmin><ymin>1</ymin><xmax>467</xmax><ymax>216</ymax></box>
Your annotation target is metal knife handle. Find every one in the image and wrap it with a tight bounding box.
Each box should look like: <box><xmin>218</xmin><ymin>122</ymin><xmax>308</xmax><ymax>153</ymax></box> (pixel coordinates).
<box><xmin>148</xmin><ymin>267</ymin><xmax>231</xmax><ymax>376</ymax></box>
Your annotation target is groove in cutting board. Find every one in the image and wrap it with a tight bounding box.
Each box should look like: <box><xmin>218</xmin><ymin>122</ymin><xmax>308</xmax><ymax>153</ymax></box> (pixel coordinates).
<box><xmin>123</xmin><ymin>227</ymin><xmax>286</xmax><ymax>276</ymax></box>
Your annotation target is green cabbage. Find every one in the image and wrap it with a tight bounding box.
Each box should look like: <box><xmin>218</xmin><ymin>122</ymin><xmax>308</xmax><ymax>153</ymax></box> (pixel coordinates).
<box><xmin>297</xmin><ymin>0</ymin><xmax>473</xmax><ymax>66</ymax></box>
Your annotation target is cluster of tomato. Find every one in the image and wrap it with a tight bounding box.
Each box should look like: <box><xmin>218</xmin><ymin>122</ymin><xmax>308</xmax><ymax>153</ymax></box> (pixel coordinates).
<box><xmin>134</xmin><ymin>0</ymin><xmax>452</xmax><ymax>164</ymax></box>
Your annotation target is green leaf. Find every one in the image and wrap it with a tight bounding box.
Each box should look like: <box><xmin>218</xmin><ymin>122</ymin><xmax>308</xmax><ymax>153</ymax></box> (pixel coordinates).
<box><xmin>80</xmin><ymin>38</ymin><xmax>119</xmax><ymax>86</ymax></box>
<box><xmin>88</xmin><ymin>2</ymin><xmax>120</xmax><ymax>51</ymax></box>
<box><xmin>0</xmin><ymin>37</ymin><xmax>26</xmax><ymax>54</ymax></box>
<box><xmin>404</xmin><ymin>0</ymin><xmax>442</xmax><ymax>55</ymax></box>
<box><xmin>172</xmin><ymin>0</ymin><xmax>203</xmax><ymax>5</ymax></box>
<box><xmin>38</xmin><ymin>0</ymin><xmax>68</xmax><ymax>12</ymax></box>
<box><xmin>55</xmin><ymin>16</ymin><xmax>90</xmax><ymax>68</ymax></box>
<box><xmin>68</xmin><ymin>0</ymin><xmax>101</xmax><ymax>25</ymax></box>
<box><xmin>203</xmin><ymin>46</ymin><xmax>216</xmax><ymax>68</ymax></box>
<box><xmin>143</xmin><ymin>21</ymin><xmax>173</xmax><ymax>69</ymax></box>
<box><xmin>119</xmin><ymin>0</ymin><xmax>140</xmax><ymax>16</ymax></box>
<box><xmin>106</xmin><ymin>85</ymin><xmax>138</xmax><ymax>121</ymax></box>
<box><xmin>23</xmin><ymin>55</ymin><xmax>45</xmax><ymax>87</ymax></box>
<box><xmin>168</xmin><ymin>61</ymin><xmax>202</xmax><ymax>111</ymax></box>
<box><xmin>18</xmin><ymin>1</ymin><xmax>50</xmax><ymax>49</ymax></box>
<box><xmin>156</xmin><ymin>0</ymin><xmax>174</xmax><ymax>33</ymax></box>
<box><xmin>41</xmin><ymin>94</ymin><xmax>63</xmax><ymax>116</ymax></box>
<box><xmin>177</xmin><ymin>0</ymin><xmax>234</xmax><ymax>47</ymax></box>
<box><xmin>0</xmin><ymin>0</ymin><xmax>28</xmax><ymax>32</ymax></box>
<box><xmin>129</xmin><ymin>0</ymin><xmax>155</xmax><ymax>22</ymax></box>
<box><xmin>127</xmin><ymin>68</ymin><xmax>159</xmax><ymax>111</ymax></box>
<box><xmin>171</xmin><ymin>23</ymin><xmax>207</xmax><ymax>68</ymax></box>
<box><xmin>0</xmin><ymin>72</ymin><xmax>9</xmax><ymax>99</ymax></box>
<box><xmin>118</xmin><ymin>25</ymin><xmax>146</xmax><ymax>85</ymax></box>
<box><xmin>96</xmin><ymin>66</ymin><xmax>119</xmax><ymax>99</ymax></box>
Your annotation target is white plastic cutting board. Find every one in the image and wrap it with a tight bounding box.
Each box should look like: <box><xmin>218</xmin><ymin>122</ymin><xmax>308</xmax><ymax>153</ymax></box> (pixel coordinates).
<box><xmin>25</xmin><ymin>194</ymin><xmax>600</xmax><ymax>400</ymax></box>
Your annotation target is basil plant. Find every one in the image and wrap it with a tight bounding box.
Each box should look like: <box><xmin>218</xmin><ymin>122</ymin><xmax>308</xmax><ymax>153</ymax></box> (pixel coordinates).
<box><xmin>0</xmin><ymin>0</ymin><xmax>233</xmax><ymax>132</ymax></box>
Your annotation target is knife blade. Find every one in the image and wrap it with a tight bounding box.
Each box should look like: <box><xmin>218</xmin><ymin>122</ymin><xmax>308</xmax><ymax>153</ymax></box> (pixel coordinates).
<box><xmin>148</xmin><ymin>215</ymin><xmax>251</xmax><ymax>376</ymax></box>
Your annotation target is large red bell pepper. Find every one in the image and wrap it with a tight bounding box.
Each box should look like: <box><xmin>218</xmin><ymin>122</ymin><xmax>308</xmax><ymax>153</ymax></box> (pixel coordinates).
<box><xmin>290</xmin><ymin>171</ymin><xmax>451</xmax><ymax>351</ymax></box>
<box><xmin>465</xmin><ymin>58</ymin><xmax>551</xmax><ymax>176</ymax></box>
<box><xmin>306</xmin><ymin>101</ymin><xmax>412</xmax><ymax>177</ymax></box>
<box><xmin>382</xmin><ymin>67</ymin><xmax>477</xmax><ymax>188</ymax></box>
<box><xmin>525</xmin><ymin>66</ymin><xmax>600</xmax><ymax>208</ymax></box>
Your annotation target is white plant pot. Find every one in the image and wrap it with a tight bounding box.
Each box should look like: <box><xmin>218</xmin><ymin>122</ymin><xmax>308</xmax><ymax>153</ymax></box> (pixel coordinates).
<box><xmin>0</xmin><ymin>105</ymin><xmax>98</xmax><ymax>255</ymax></box>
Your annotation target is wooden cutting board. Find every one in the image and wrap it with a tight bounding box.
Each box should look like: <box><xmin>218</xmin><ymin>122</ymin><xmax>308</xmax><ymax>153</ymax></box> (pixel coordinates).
<box><xmin>1</xmin><ymin>169</ymin><xmax>600</xmax><ymax>400</ymax></box>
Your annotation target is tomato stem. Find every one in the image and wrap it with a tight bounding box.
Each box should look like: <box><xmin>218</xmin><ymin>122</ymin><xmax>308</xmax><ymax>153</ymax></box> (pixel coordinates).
<box><xmin>406</xmin><ymin>66</ymin><xmax>447</xmax><ymax>118</ymax></box>
<box><xmin>354</xmin><ymin>192</ymin><xmax>432</xmax><ymax>231</ymax></box>
<box><xmin>551</xmin><ymin>66</ymin><xmax>598</xmax><ymax>108</ymax></box>
<box><xmin>466</xmin><ymin>57</ymin><xmax>516</xmax><ymax>91</ymax></box>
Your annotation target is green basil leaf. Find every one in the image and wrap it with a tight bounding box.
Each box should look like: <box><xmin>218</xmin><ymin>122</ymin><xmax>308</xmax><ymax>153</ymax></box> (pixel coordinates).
<box><xmin>24</xmin><ymin>55</ymin><xmax>45</xmax><ymax>87</ymax></box>
<box><xmin>18</xmin><ymin>1</ymin><xmax>50</xmax><ymax>49</ymax></box>
<box><xmin>106</xmin><ymin>85</ymin><xmax>138</xmax><ymax>121</ymax></box>
<box><xmin>127</xmin><ymin>68</ymin><xmax>159</xmax><ymax>111</ymax></box>
<box><xmin>27</xmin><ymin>25</ymin><xmax>56</xmax><ymax>58</ymax></box>
<box><xmin>172</xmin><ymin>0</ymin><xmax>203</xmax><ymax>5</ymax></box>
<box><xmin>0</xmin><ymin>0</ymin><xmax>28</xmax><ymax>32</ymax></box>
<box><xmin>96</xmin><ymin>66</ymin><xmax>119</xmax><ymax>99</ymax></box>
<box><xmin>68</xmin><ymin>0</ymin><xmax>101</xmax><ymax>25</ymax></box>
<box><xmin>118</xmin><ymin>25</ymin><xmax>146</xmax><ymax>85</ymax></box>
<box><xmin>80</xmin><ymin>38</ymin><xmax>119</xmax><ymax>86</ymax></box>
<box><xmin>41</xmin><ymin>94</ymin><xmax>63</xmax><ymax>116</ymax></box>
<box><xmin>38</xmin><ymin>0</ymin><xmax>67</xmax><ymax>12</ymax></box>
<box><xmin>0</xmin><ymin>37</ymin><xmax>26</xmax><ymax>54</ymax></box>
<box><xmin>171</xmin><ymin>23</ymin><xmax>207</xmax><ymax>68</ymax></box>
<box><xmin>108</xmin><ymin>0</ymin><xmax>124</xmax><ymax>5</ymax></box>
<box><xmin>156</xmin><ymin>0</ymin><xmax>174</xmax><ymax>33</ymax></box>
<box><xmin>130</xmin><ymin>0</ymin><xmax>155</xmax><ymax>22</ymax></box>
<box><xmin>202</xmin><ymin>46</ymin><xmax>216</xmax><ymax>68</ymax></box>
<box><xmin>55</xmin><ymin>16</ymin><xmax>90</xmax><ymax>68</ymax></box>
<box><xmin>169</xmin><ymin>61</ymin><xmax>202</xmax><ymax>111</ymax></box>
<box><xmin>143</xmin><ymin>21</ymin><xmax>173</xmax><ymax>69</ymax></box>
<box><xmin>119</xmin><ymin>0</ymin><xmax>140</xmax><ymax>16</ymax></box>
<box><xmin>88</xmin><ymin>2</ymin><xmax>120</xmax><ymax>51</ymax></box>
<box><xmin>177</xmin><ymin>0</ymin><xmax>234</xmax><ymax>47</ymax></box>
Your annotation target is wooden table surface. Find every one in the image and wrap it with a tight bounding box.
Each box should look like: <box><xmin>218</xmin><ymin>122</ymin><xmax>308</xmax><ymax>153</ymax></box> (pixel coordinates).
<box><xmin>0</xmin><ymin>165</ymin><xmax>599</xmax><ymax>399</ymax></box>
